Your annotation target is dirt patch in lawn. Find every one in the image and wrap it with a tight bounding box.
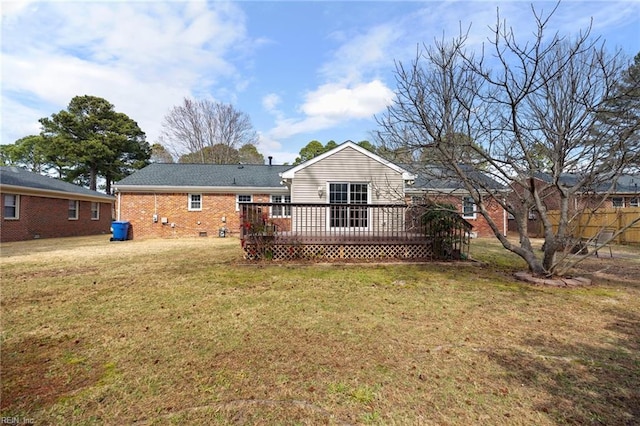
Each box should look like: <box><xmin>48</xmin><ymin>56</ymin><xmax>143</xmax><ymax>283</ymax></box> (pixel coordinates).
<box><xmin>571</xmin><ymin>251</ymin><xmax>640</xmax><ymax>288</ymax></box>
<box><xmin>1</xmin><ymin>334</ymin><xmax>104</xmax><ymax>412</ymax></box>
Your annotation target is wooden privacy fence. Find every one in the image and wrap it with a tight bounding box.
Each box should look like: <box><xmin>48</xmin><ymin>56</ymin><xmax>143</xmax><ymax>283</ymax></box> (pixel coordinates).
<box><xmin>548</xmin><ymin>207</ymin><xmax>640</xmax><ymax>244</ymax></box>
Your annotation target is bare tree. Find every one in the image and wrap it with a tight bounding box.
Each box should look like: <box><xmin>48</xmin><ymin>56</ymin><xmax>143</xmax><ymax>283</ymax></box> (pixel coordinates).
<box><xmin>161</xmin><ymin>98</ymin><xmax>259</xmax><ymax>164</ymax></box>
<box><xmin>376</xmin><ymin>4</ymin><xmax>640</xmax><ymax>277</ymax></box>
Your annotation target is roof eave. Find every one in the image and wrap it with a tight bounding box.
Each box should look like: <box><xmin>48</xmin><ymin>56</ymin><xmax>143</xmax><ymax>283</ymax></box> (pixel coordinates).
<box><xmin>114</xmin><ymin>185</ymin><xmax>289</xmax><ymax>194</ymax></box>
<box><xmin>0</xmin><ymin>184</ymin><xmax>114</xmax><ymax>202</ymax></box>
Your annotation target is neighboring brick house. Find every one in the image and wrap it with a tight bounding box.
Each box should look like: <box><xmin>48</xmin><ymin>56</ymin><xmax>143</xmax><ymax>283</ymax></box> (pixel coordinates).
<box><xmin>507</xmin><ymin>173</ymin><xmax>640</xmax><ymax>237</ymax></box>
<box><xmin>113</xmin><ymin>142</ymin><xmax>507</xmax><ymax>239</ymax></box>
<box><xmin>0</xmin><ymin>166</ymin><xmax>114</xmax><ymax>242</ymax></box>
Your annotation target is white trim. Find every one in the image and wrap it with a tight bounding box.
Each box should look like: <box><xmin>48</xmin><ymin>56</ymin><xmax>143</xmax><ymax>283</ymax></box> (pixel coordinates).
<box><xmin>270</xmin><ymin>194</ymin><xmax>291</xmax><ymax>218</ymax></box>
<box><xmin>280</xmin><ymin>141</ymin><xmax>415</xmax><ymax>180</ymax></box>
<box><xmin>462</xmin><ymin>196</ymin><xmax>476</xmax><ymax>219</ymax></box>
<box><xmin>3</xmin><ymin>194</ymin><xmax>20</xmax><ymax>220</ymax></box>
<box><xmin>325</xmin><ymin>182</ymin><xmax>371</xmax><ymax>231</ymax></box>
<box><xmin>91</xmin><ymin>202</ymin><xmax>100</xmax><ymax>220</ymax></box>
<box><xmin>188</xmin><ymin>193</ymin><xmax>203</xmax><ymax>211</ymax></box>
<box><xmin>611</xmin><ymin>197</ymin><xmax>625</xmax><ymax>208</ymax></box>
<box><xmin>68</xmin><ymin>199</ymin><xmax>79</xmax><ymax>220</ymax></box>
<box><xmin>114</xmin><ymin>185</ymin><xmax>288</xmax><ymax>194</ymax></box>
<box><xmin>0</xmin><ymin>184</ymin><xmax>114</xmax><ymax>203</ymax></box>
<box><xmin>236</xmin><ymin>194</ymin><xmax>252</xmax><ymax>211</ymax></box>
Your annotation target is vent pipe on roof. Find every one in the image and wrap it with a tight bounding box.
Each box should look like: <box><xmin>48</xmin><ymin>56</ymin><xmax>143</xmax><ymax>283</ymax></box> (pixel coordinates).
<box><xmin>268</xmin><ymin>156</ymin><xmax>273</xmax><ymax>166</ymax></box>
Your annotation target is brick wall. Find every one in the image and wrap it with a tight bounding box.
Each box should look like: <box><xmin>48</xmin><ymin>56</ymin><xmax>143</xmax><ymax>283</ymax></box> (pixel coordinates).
<box><xmin>0</xmin><ymin>194</ymin><xmax>113</xmax><ymax>242</ymax></box>
<box><xmin>412</xmin><ymin>194</ymin><xmax>506</xmax><ymax>238</ymax></box>
<box><xmin>119</xmin><ymin>191</ymin><xmax>507</xmax><ymax>239</ymax></box>
<box><xmin>118</xmin><ymin>192</ymin><xmax>272</xmax><ymax>239</ymax></box>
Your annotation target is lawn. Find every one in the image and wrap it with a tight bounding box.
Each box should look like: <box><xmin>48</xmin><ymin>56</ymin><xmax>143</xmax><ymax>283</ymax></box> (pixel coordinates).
<box><xmin>1</xmin><ymin>236</ymin><xmax>639</xmax><ymax>425</ymax></box>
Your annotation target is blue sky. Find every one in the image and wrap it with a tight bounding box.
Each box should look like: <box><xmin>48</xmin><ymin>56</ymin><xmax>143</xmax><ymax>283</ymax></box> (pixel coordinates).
<box><xmin>2</xmin><ymin>1</ymin><xmax>639</xmax><ymax>164</ymax></box>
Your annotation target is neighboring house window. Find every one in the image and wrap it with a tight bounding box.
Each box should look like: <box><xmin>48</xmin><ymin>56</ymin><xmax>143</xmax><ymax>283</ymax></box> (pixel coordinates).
<box><xmin>3</xmin><ymin>194</ymin><xmax>19</xmax><ymax>219</ymax></box>
<box><xmin>68</xmin><ymin>200</ymin><xmax>79</xmax><ymax>220</ymax></box>
<box><xmin>329</xmin><ymin>182</ymin><xmax>368</xmax><ymax>228</ymax></box>
<box><xmin>271</xmin><ymin>195</ymin><xmax>291</xmax><ymax>217</ymax></box>
<box><xmin>462</xmin><ymin>196</ymin><xmax>476</xmax><ymax>219</ymax></box>
<box><xmin>411</xmin><ymin>196</ymin><xmax>425</xmax><ymax>205</ymax></box>
<box><xmin>236</xmin><ymin>194</ymin><xmax>252</xmax><ymax>211</ymax></box>
<box><xmin>91</xmin><ymin>202</ymin><xmax>100</xmax><ymax>220</ymax></box>
<box><xmin>630</xmin><ymin>198</ymin><xmax>639</xmax><ymax>207</ymax></box>
<box><xmin>188</xmin><ymin>194</ymin><xmax>202</xmax><ymax>211</ymax></box>
<box><xmin>612</xmin><ymin>197</ymin><xmax>624</xmax><ymax>208</ymax></box>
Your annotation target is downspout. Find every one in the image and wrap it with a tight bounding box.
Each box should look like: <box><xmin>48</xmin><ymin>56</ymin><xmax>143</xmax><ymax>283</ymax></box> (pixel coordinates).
<box><xmin>503</xmin><ymin>197</ymin><xmax>507</xmax><ymax>236</ymax></box>
<box><xmin>117</xmin><ymin>192</ymin><xmax>121</xmax><ymax>221</ymax></box>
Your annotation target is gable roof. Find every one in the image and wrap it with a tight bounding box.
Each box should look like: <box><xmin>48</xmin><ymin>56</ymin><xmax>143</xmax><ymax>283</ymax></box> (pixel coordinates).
<box><xmin>280</xmin><ymin>141</ymin><xmax>415</xmax><ymax>180</ymax></box>
<box><xmin>0</xmin><ymin>166</ymin><xmax>114</xmax><ymax>202</ymax></box>
<box><xmin>114</xmin><ymin>163</ymin><xmax>291</xmax><ymax>193</ymax></box>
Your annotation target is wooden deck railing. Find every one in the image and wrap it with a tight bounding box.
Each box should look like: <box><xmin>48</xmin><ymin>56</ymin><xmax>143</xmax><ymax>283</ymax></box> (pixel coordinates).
<box><xmin>240</xmin><ymin>202</ymin><xmax>434</xmax><ymax>243</ymax></box>
<box><xmin>240</xmin><ymin>202</ymin><xmax>472</xmax><ymax>260</ymax></box>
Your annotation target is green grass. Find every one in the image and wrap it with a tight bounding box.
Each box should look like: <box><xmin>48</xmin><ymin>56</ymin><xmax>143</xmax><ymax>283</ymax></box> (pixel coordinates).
<box><xmin>1</xmin><ymin>236</ymin><xmax>639</xmax><ymax>425</ymax></box>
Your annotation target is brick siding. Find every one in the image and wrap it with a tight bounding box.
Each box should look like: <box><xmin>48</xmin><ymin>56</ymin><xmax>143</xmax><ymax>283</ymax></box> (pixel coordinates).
<box><xmin>1</xmin><ymin>194</ymin><xmax>113</xmax><ymax>242</ymax></box>
<box><xmin>412</xmin><ymin>194</ymin><xmax>506</xmax><ymax>238</ymax></box>
<box><xmin>120</xmin><ymin>191</ymin><xmax>505</xmax><ymax>239</ymax></box>
<box><xmin>118</xmin><ymin>192</ymin><xmax>272</xmax><ymax>239</ymax></box>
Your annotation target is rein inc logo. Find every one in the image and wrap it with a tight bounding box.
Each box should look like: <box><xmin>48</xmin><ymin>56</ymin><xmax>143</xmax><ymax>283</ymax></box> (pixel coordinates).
<box><xmin>1</xmin><ymin>418</ymin><xmax>35</xmax><ymax>424</ymax></box>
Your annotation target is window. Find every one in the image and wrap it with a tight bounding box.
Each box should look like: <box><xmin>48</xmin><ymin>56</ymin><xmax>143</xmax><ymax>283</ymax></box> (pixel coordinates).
<box><xmin>329</xmin><ymin>182</ymin><xmax>368</xmax><ymax>228</ymax></box>
<box><xmin>271</xmin><ymin>195</ymin><xmax>291</xmax><ymax>217</ymax></box>
<box><xmin>411</xmin><ymin>196</ymin><xmax>426</xmax><ymax>205</ymax></box>
<box><xmin>630</xmin><ymin>198</ymin><xmax>639</xmax><ymax>207</ymax></box>
<box><xmin>612</xmin><ymin>197</ymin><xmax>624</xmax><ymax>208</ymax></box>
<box><xmin>68</xmin><ymin>200</ymin><xmax>79</xmax><ymax>220</ymax></box>
<box><xmin>188</xmin><ymin>194</ymin><xmax>202</xmax><ymax>211</ymax></box>
<box><xmin>236</xmin><ymin>194</ymin><xmax>252</xmax><ymax>211</ymax></box>
<box><xmin>90</xmin><ymin>202</ymin><xmax>100</xmax><ymax>220</ymax></box>
<box><xmin>3</xmin><ymin>194</ymin><xmax>19</xmax><ymax>219</ymax></box>
<box><xmin>462</xmin><ymin>196</ymin><xmax>476</xmax><ymax>219</ymax></box>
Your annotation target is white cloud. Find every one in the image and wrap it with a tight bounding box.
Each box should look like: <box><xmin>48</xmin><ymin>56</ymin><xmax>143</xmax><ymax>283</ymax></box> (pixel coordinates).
<box><xmin>262</xmin><ymin>93</ymin><xmax>281</xmax><ymax>113</ymax></box>
<box><xmin>268</xmin><ymin>79</ymin><xmax>393</xmax><ymax>139</ymax></box>
<box><xmin>1</xmin><ymin>1</ymin><xmax>251</xmax><ymax>144</ymax></box>
<box><xmin>321</xmin><ymin>23</ymin><xmax>403</xmax><ymax>84</ymax></box>
<box><xmin>302</xmin><ymin>80</ymin><xmax>394</xmax><ymax>119</ymax></box>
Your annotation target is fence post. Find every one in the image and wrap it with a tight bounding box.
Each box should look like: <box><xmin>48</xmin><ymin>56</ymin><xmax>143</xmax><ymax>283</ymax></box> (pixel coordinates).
<box><xmin>617</xmin><ymin>209</ymin><xmax>623</xmax><ymax>244</ymax></box>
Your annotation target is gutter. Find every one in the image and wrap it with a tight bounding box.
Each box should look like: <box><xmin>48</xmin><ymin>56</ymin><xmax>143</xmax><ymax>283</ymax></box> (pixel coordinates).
<box><xmin>0</xmin><ymin>184</ymin><xmax>115</xmax><ymax>203</ymax></box>
<box><xmin>113</xmin><ymin>185</ymin><xmax>289</xmax><ymax>194</ymax></box>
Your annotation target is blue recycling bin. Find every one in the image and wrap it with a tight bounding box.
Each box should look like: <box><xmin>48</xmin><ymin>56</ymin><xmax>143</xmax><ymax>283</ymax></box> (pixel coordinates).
<box><xmin>111</xmin><ymin>221</ymin><xmax>130</xmax><ymax>241</ymax></box>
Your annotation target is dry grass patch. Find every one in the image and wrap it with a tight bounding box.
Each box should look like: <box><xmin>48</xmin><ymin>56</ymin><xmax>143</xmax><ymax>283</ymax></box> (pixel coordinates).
<box><xmin>1</xmin><ymin>236</ymin><xmax>639</xmax><ymax>425</ymax></box>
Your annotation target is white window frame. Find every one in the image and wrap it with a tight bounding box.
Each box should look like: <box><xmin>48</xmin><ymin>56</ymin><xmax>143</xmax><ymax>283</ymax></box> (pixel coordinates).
<box><xmin>270</xmin><ymin>195</ymin><xmax>291</xmax><ymax>218</ymax></box>
<box><xmin>612</xmin><ymin>197</ymin><xmax>624</xmax><ymax>208</ymax></box>
<box><xmin>630</xmin><ymin>197</ymin><xmax>639</xmax><ymax>207</ymax></box>
<box><xmin>3</xmin><ymin>194</ymin><xmax>19</xmax><ymax>220</ymax></box>
<box><xmin>462</xmin><ymin>196</ymin><xmax>476</xmax><ymax>219</ymax></box>
<box><xmin>327</xmin><ymin>182</ymin><xmax>369</xmax><ymax>230</ymax></box>
<box><xmin>68</xmin><ymin>200</ymin><xmax>79</xmax><ymax>220</ymax></box>
<box><xmin>188</xmin><ymin>193</ymin><xmax>202</xmax><ymax>211</ymax></box>
<box><xmin>236</xmin><ymin>194</ymin><xmax>252</xmax><ymax>211</ymax></box>
<box><xmin>91</xmin><ymin>202</ymin><xmax>100</xmax><ymax>220</ymax></box>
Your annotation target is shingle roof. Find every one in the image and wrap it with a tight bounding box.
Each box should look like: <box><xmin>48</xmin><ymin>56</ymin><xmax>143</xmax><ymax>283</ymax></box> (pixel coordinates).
<box><xmin>114</xmin><ymin>163</ymin><xmax>292</xmax><ymax>188</ymax></box>
<box><xmin>403</xmin><ymin>164</ymin><xmax>506</xmax><ymax>192</ymax></box>
<box><xmin>537</xmin><ymin>172</ymin><xmax>640</xmax><ymax>194</ymax></box>
<box><xmin>0</xmin><ymin>166</ymin><xmax>114</xmax><ymax>200</ymax></box>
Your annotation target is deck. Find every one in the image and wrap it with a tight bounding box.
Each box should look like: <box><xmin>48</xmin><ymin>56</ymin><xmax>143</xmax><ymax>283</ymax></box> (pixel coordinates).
<box><xmin>240</xmin><ymin>202</ymin><xmax>471</xmax><ymax>260</ymax></box>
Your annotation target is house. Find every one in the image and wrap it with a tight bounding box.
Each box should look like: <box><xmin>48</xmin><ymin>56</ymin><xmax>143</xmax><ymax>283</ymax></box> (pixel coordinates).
<box><xmin>0</xmin><ymin>166</ymin><xmax>114</xmax><ymax>242</ymax></box>
<box><xmin>507</xmin><ymin>173</ymin><xmax>640</xmax><ymax>237</ymax></box>
<box><xmin>114</xmin><ymin>142</ymin><xmax>507</xmax><ymax>259</ymax></box>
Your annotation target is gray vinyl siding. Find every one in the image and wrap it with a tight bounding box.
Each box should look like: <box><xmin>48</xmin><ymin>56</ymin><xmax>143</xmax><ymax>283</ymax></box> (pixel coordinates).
<box><xmin>290</xmin><ymin>146</ymin><xmax>406</xmax><ymax>233</ymax></box>
<box><xmin>290</xmin><ymin>146</ymin><xmax>405</xmax><ymax>204</ymax></box>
